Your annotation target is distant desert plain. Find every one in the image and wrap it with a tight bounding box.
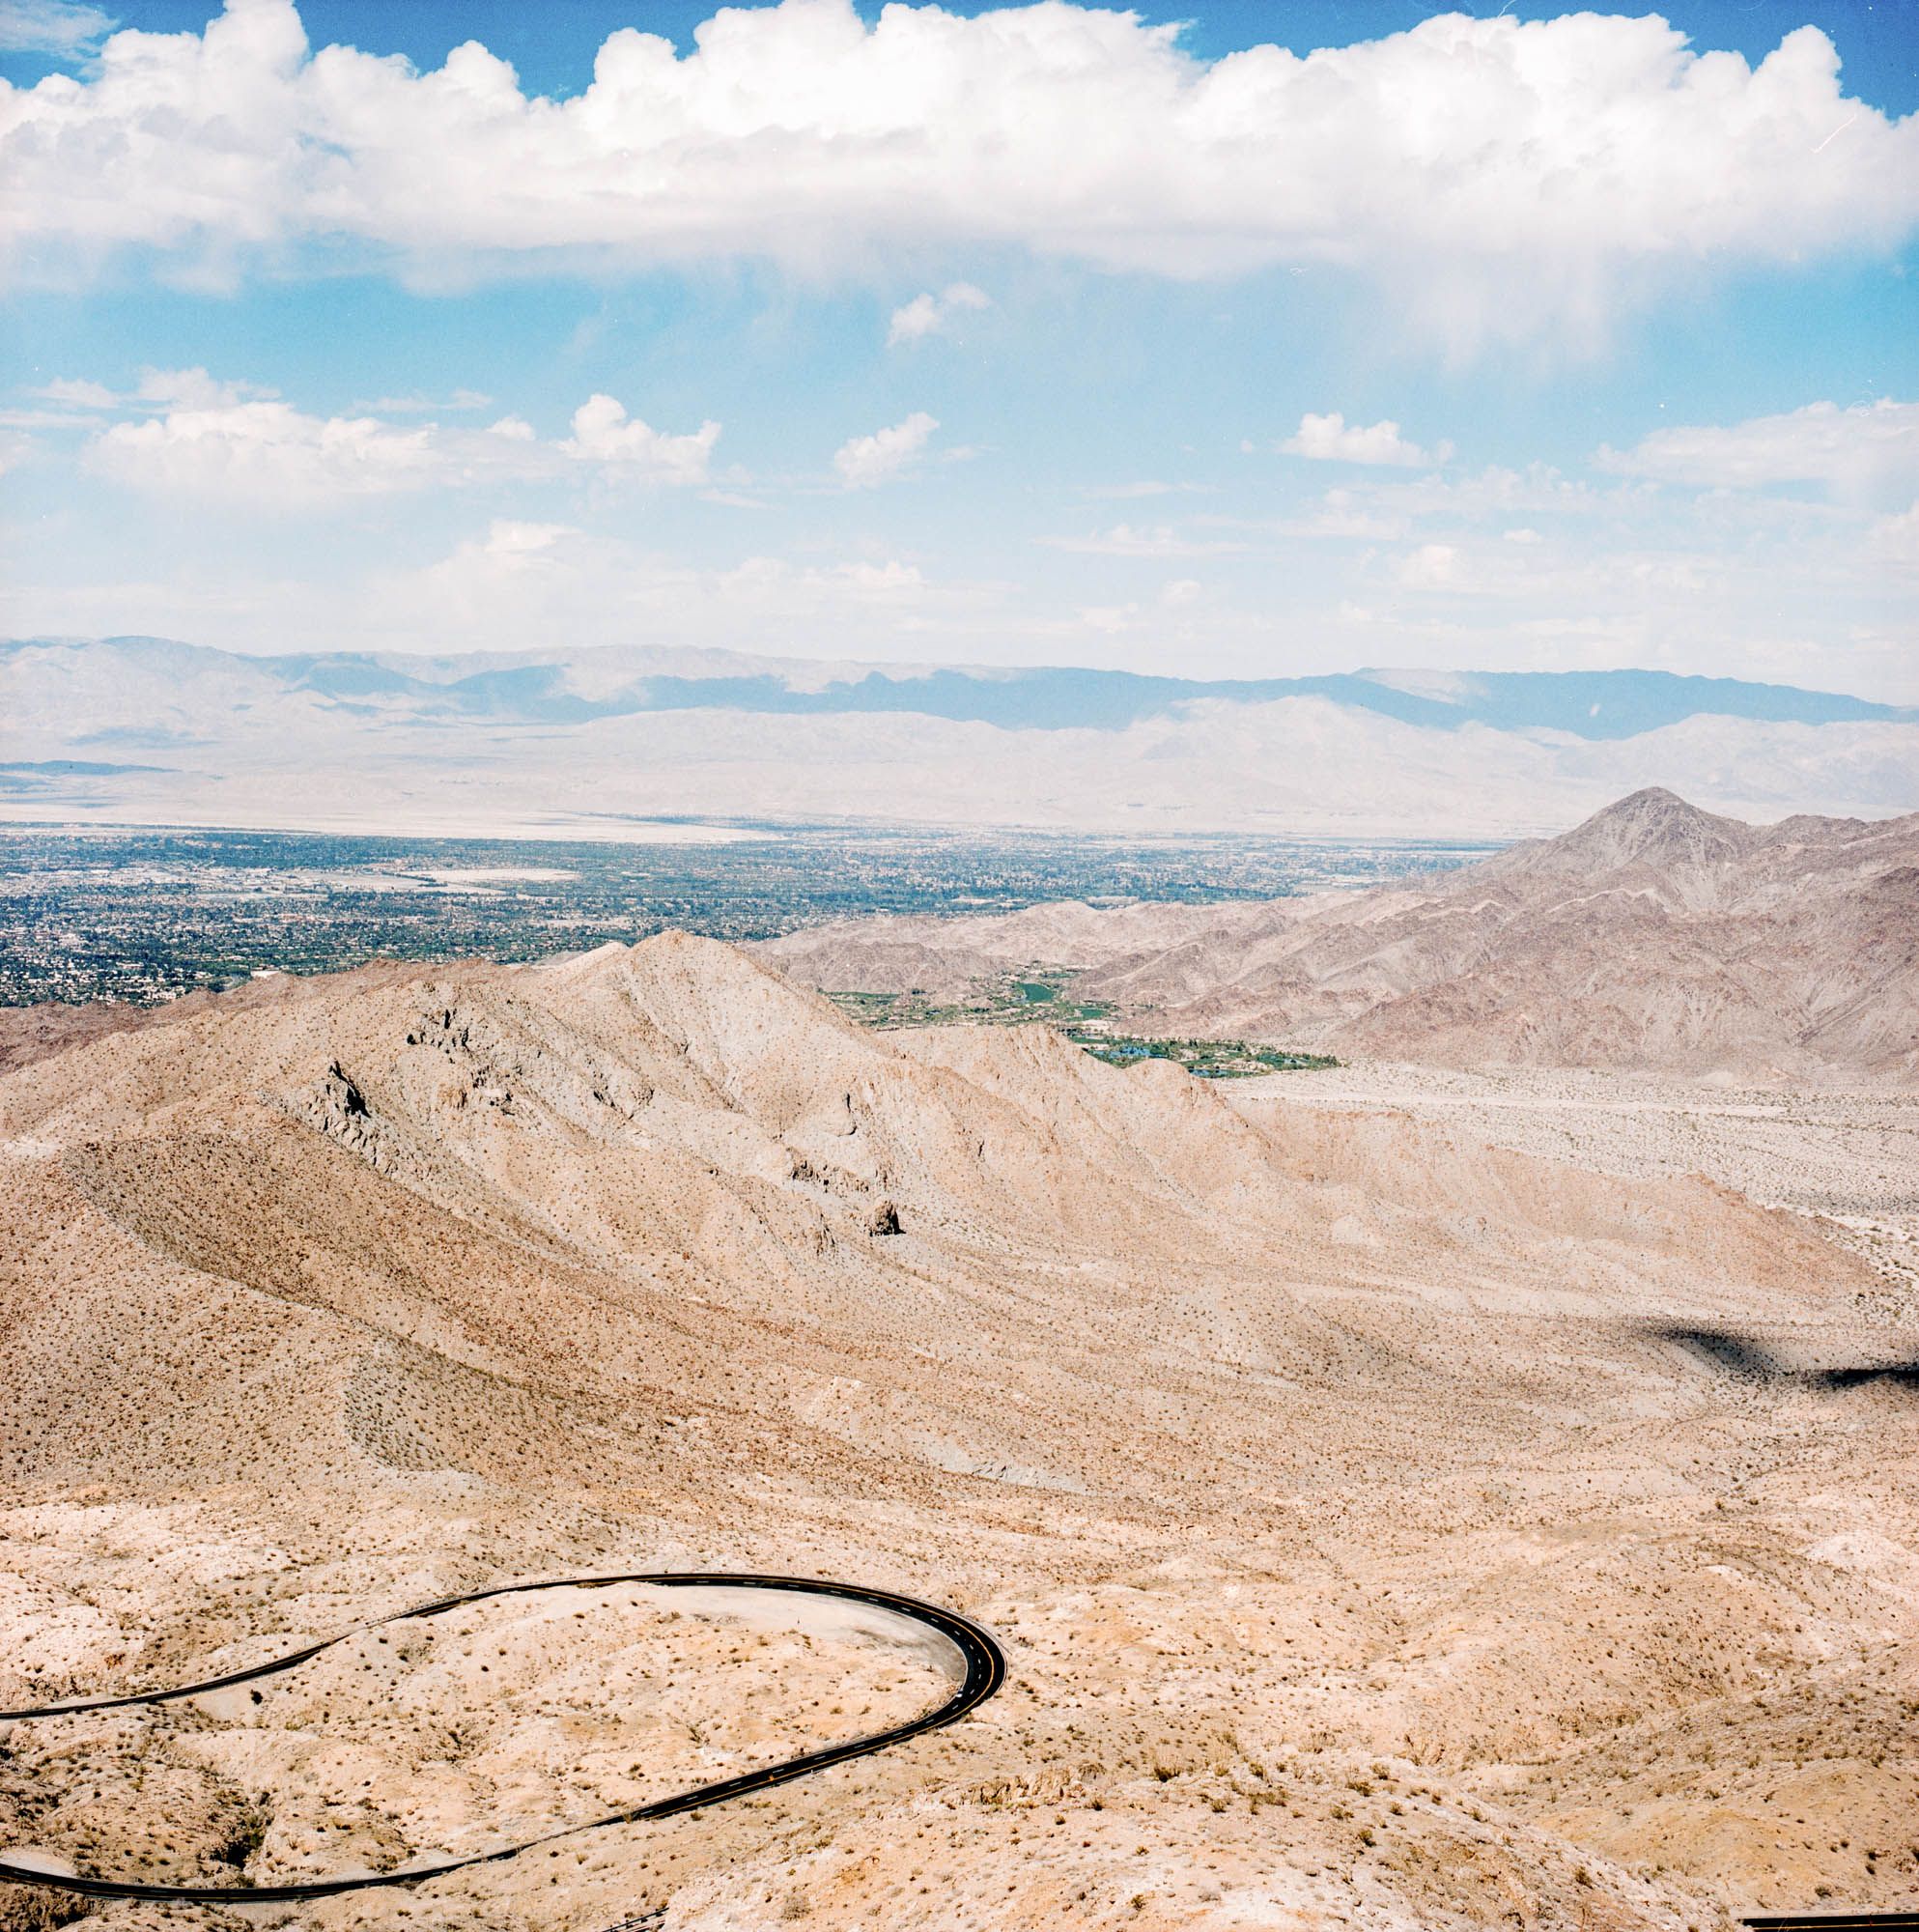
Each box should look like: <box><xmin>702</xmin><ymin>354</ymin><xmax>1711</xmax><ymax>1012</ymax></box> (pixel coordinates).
<box><xmin>1</xmin><ymin>789</ymin><xmax>1915</xmax><ymax>1931</ymax></box>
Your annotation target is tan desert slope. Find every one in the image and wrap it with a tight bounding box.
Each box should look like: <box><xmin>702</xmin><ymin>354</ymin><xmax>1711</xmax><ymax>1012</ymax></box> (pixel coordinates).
<box><xmin>1</xmin><ymin>931</ymin><xmax>1915</xmax><ymax>1930</ymax></box>
<box><xmin>758</xmin><ymin>788</ymin><xmax>1919</xmax><ymax>1085</ymax></box>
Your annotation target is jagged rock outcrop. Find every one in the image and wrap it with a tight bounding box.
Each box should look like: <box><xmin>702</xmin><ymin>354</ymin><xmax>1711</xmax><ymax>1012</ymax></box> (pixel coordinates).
<box><xmin>299</xmin><ymin>1059</ymin><xmax>395</xmax><ymax>1169</ymax></box>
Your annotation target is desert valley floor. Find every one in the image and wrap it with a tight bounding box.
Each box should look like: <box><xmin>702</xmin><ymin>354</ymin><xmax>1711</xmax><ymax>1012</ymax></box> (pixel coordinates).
<box><xmin>0</xmin><ymin>932</ymin><xmax>1914</xmax><ymax>1931</ymax></box>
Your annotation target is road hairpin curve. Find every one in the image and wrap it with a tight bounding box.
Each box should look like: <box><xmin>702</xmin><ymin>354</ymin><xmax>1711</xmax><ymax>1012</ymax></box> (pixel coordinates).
<box><xmin>0</xmin><ymin>1570</ymin><xmax>1005</xmax><ymax>1906</ymax></box>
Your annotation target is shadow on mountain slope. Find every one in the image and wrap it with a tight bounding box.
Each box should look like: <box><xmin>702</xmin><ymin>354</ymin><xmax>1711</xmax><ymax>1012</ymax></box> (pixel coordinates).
<box><xmin>1653</xmin><ymin>1322</ymin><xmax>1919</xmax><ymax>1393</ymax></box>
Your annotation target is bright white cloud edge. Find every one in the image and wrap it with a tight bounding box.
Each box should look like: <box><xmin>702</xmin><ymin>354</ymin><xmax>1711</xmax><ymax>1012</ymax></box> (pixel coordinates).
<box><xmin>833</xmin><ymin>411</ymin><xmax>938</xmax><ymax>489</ymax></box>
<box><xmin>1282</xmin><ymin>412</ymin><xmax>1452</xmax><ymax>468</ymax></box>
<box><xmin>5</xmin><ymin>0</ymin><xmax>1917</xmax><ymax>351</ymax></box>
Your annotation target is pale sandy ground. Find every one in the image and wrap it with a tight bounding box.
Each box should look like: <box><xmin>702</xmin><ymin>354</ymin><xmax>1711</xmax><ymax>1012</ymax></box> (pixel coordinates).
<box><xmin>0</xmin><ymin>938</ymin><xmax>1913</xmax><ymax>1932</ymax></box>
<box><xmin>1233</xmin><ymin>1063</ymin><xmax>1919</xmax><ymax>1318</ymax></box>
<box><xmin>0</xmin><ymin>1577</ymin><xmax>947</xmax><ymax>1892</ymax></box>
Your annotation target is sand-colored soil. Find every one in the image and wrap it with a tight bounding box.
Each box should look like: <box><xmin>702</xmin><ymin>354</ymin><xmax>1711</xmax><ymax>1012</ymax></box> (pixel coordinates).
<box><xmin>0</xmin><ymin>1581</ymin><xmax>945</xmax><ymax>1897</ymax></box>
<box><xmin>1232</xmin><ymin>1061</ymin><xmax>1919</xmax><ymax>1316</ymax></box>
<box><xmin>0</xmin><ymin>934</ymin><xmax>1913</xmax><ymax>1931</ymax></box>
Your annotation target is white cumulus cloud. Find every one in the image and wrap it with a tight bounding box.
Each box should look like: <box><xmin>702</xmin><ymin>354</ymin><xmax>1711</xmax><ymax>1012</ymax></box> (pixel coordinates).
<box><xmin>1598</xmin><ymin>398</ymin><xmax>1919</xmax><ymax>497</ymax></box>
<box><xmin>4</xmin><ymin>1</ymin><xmax>1916</xmax><ymax>350</ymax></box>
<box><xmin>86</xmin><ymin>399</ymin><xmax>439</xmax><ymax>505</ymax></box>
<box><xmin>833</xmin><ymin>411</ymin><xmax>937</xmax><ymax>488</ymax></box>
<box><xmin>1282</xmin><ymin>412</ymin><xmax>1450</xmax><ymax>468</ymax></box>
<box><xmin>887</xmin><ymin>282</ymin><xmax>991</xmax><ymax>347</ymax></box>
<box><xmin>75</xmin><ymin>378</ymin><xmax>720</xmax><ymax>504</ymax></box>
<box><xmin>561</xmin><ymin>394</ymin><xmax>720</xmax><ymax>484</ymax></box>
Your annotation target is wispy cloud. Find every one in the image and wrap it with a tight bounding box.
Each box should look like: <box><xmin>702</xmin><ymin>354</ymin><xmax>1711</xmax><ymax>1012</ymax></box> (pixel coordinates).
<box><xmin>355</xmin><ymin>389</ymin><xmax>494</xmax><ymax>414</ymax></box>
<box><xmin>37</xmin><ymin>367</ymin><xmax>277</xmax><ymax>411</ymax></box>
<box><xmin>0</xmin><ymin>0</ymin><xmax>116</xmax><ymax>57</ymax></box>
<box><xmin>1869</xmin><ymin>500</ymin><xmax>1919</xmax><ymax>567</ymax></box>
<box><xmin>833</xmin><ymin>412</ymin><xmax>938</xmax><ymax>489</ymax></box>
<box><xmin>887</xmin><ymin>282</ymin><xmax>991</xmax><ymax>347</ymax></box>
<box><xmin>1038</xmin><ymin>525</ymin><xmax>1247</xmax><ymax>557</ymax></box>
<box><xmin>1082</xmin><ymin>480</ymin><xmax>1207</xmax><ymax>500</ymax></box>
<box><xmin>35</xmin><ymin>377</ymin><xmax>118</xmax><ymax>409</ymax></box>
<box><xmin>1597</xmin><ymin>398</ymin><xmax>1919</xmax><ymax>497</ymax></box>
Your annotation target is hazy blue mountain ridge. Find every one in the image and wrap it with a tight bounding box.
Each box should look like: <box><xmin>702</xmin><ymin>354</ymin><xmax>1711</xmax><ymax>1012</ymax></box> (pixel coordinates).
<box><xmin>6</xmin><ymin>639</ymin><xmax>1908</xmax><ymax>741</ymax></box>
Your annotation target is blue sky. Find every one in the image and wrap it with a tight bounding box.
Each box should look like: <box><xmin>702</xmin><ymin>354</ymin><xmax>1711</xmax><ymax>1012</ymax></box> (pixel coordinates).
<box><xmin>2</xmin><ymin>0</ymin><xmax>1915</xmax><ymax>696</ymax></box>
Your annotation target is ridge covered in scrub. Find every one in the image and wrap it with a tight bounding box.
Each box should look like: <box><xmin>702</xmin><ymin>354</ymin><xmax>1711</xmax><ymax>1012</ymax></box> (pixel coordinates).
<box><xmin>1</xmin><ymin>928</ymin><xmax>1912</xmax><ymax>1925</ymax></box>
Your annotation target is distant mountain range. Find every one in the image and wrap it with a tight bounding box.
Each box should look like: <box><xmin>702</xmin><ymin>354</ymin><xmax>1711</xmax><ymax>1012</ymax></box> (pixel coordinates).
<box><xmin>10</xmin><ymin>636</ymin><xmax>1913</xmax><ymax>737</ymax></box>
<box><xmin>2</xmin><ymin>637</ymin><xmax>1913</xmax><ymax>838</ymax></box>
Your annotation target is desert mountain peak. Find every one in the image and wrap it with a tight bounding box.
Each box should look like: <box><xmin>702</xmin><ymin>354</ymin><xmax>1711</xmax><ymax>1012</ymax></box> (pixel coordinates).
<box><xmin>761</xmin><ymin>791</ymin><xmax>1919</xmax><ymax>1084</ymax></box>
<box><xmin>1483</xmin><ymin>785</ymin><xmax>1752</xmax><ymax>883</ymax></box>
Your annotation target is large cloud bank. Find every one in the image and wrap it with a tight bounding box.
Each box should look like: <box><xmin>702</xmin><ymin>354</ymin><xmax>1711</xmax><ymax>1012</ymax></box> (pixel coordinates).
<box><xmin>4</xmin><ymin>0</ymin><xmax>1916</xmax><ymax>348</ymax></box>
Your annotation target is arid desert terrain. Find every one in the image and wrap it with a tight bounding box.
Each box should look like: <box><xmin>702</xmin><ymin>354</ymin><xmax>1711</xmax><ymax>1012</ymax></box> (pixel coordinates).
<box><xmin>11</xmin><ymin>0</ymin><xmax>1919</xmax><ymax>1918</ymax></box>
<box><xmin>762</xmin><ymin>790</ymin><xmax>1919</xmax><ymax>1087</ymax></box>
<box><xmin>1</xmin><ymin>815</ymin><xmax>1915</xmax><ymax>1929</ymax></box>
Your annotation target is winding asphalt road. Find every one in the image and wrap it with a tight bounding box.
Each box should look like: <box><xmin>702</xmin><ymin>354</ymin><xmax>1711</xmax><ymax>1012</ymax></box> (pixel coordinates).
<box><xmin>0</xmin><ymin>1570</ymin><xmax>1005</xmax><ymax>1907</ymax></box>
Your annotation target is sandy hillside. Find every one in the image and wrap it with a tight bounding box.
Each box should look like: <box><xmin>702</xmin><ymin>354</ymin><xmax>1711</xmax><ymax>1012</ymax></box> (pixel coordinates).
<box><xmin>0</xmin><ymin>932</ymin><xmax>1915</xmax><ymax>1930</ymax></box>
<box><xmin>758</xmin><ymin>788</ymin><xmax>1919</xmax><ymax>1085</ymax></box>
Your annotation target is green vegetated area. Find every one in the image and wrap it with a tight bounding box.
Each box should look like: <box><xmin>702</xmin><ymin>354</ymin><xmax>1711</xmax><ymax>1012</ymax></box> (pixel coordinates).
<box><xmin>824</xmin><ymin>967</ymin><xmax>1337</xmax><ymax>1079</ymax></box>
